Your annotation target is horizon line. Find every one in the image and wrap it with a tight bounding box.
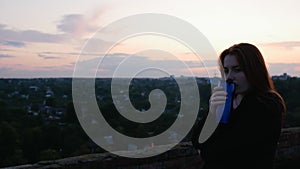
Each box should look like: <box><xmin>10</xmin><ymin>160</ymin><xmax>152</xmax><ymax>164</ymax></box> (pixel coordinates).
<box><xmin>0</xmin><ymin>73</ymin><xmax>298</xmax><ymax>80</ymax></box>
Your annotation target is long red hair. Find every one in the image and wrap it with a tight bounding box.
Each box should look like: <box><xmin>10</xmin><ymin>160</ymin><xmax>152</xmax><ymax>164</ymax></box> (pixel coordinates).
<box><xmin>219</xmin><ymin>43</ymin><xmax>274</xmax><ymax>92</ymax></box>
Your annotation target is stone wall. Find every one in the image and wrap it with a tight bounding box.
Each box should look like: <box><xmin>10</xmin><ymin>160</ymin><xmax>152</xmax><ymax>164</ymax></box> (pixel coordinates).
<box><xmin>3</xmin><ymin>127</ymin><xmax>300</xmax><ymax>169</ymax></box>
<box><xmin>275</xmin><ymin>127</ymin><xmax>300</xmax><ymax>169</ymax></box>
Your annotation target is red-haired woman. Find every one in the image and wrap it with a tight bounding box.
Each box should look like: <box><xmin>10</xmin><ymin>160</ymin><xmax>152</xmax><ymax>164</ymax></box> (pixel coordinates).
<box><xmin>193</xmin><ymin>43</ymin><xmax>286</xmax><ymax>169</ymax></box>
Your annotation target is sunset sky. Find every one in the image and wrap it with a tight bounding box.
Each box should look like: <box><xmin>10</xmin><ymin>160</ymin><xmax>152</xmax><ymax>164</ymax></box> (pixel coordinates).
<box><xmin>0</xmin><ymin>0</ymin><xmax>299</xmax><ymax>78</ymax></box>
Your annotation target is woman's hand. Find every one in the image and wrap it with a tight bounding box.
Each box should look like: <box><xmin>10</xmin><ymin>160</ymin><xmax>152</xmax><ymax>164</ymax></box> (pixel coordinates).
<box><xmin>209</xmin><ymin>86</ymin><xmax>227</xmax><ymax>114</ymax></box>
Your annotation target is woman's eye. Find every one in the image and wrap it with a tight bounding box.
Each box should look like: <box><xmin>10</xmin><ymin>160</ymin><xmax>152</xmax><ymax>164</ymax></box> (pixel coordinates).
<box><xmin>233</xmin><ymin>68</ymin><xmax>242</xmax><ymax>72</ymax></box>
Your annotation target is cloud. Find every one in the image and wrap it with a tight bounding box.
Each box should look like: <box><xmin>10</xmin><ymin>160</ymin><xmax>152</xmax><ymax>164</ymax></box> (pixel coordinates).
<box><xmin>38</xmin><ymin>53</ymin><xmax>61</xmax><ymax>60</ymax></box>
<box><xmin>0</xmin><ymin>8</ymin><xmax>108</xmax><ymax>46</ymax></box>
<box><xmin>56</xmin><ymin>5</ymin><xmax>113</xmax><ymax>39</ymax></box>
<box><xmin>0</xmin><ymin>24</ymin><xmax>65</xmax><ymax>43</ymax></box>
<box><xmin>261</xmin><ymin>41</ymin><xmax>300</xmax><ymax>50</ymax></box>
<box><xmin>0</xmin><ymin>48</ymin><xmax>13</xmax><ymax>52</ymax></box>
<box><xmin>37</xmin><ymin>51</ymin><xmax>106</xmax><ymax>58</ymax></box>
<box><xmin>0</xmin><ymin>54</ymin><xmax>15</xmax><ymax>58</ymax></box>
<box><xmin>0</xmin><ymin>40</ymin><xmax>26</xmax><ymax>47</ymax></box>
<box><xmin>56</xmin><ymin>12</ymin><xmax>103</xmax><ymax>38</ymax></box>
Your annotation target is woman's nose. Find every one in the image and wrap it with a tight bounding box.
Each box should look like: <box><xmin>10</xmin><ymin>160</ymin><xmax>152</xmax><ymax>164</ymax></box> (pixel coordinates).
<box><xmin>226</xmin><ymin>71</ymin><xmax>234</xmax><ymax>81</ymax></box>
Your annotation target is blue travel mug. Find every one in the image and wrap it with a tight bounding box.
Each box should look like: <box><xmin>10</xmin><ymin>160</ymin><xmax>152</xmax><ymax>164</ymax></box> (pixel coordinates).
<box><xmin>219</xmin><ymin>81</ymin><xmax>235</xmax><ymax>124</ymax></box>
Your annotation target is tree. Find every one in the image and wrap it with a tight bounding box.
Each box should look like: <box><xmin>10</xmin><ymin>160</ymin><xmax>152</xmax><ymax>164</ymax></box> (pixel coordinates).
<box><xmin>62</xmin><ymin>102</ymin><xmax>78</xmax><ymax>123</ymax></box>
<box><xmin>22</xmin><ymin>127</ymin><xmax>43</xmax><ymax>162</ymax></box>
<box><xmin>39</xmin><ymin>149</ymin><xmax>60</xmax><ymax>161</ymax></box>
<box><xmin>0</xmin><ymin>121</ymin><xmax>19</xmax><ymax>166</ymax></box>
<box><xmin>41</xmin><ymin>122</ymin><xmax>62</xmax><ymax>151</ymax></box>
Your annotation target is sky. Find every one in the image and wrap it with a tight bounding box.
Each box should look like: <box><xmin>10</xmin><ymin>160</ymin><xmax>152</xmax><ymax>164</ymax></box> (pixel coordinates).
<box><xmin>0</xmin><ymin>0</ymin><xmax>300</xmax><ymax>78</ymax></box>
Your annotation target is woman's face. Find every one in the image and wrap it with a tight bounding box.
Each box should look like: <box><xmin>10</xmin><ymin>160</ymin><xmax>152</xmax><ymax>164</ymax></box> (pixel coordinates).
<box><xmin>223</xmin><ymin>54</ymin><xmax>251</xmax><ymax>95</ymax></box>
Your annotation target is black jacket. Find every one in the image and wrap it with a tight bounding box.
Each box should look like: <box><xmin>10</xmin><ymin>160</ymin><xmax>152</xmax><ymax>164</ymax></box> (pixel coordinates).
<box><xmin>192</xmin><ymin>92</ymin><xmax>283</xmax><ymax>169</ymax></box>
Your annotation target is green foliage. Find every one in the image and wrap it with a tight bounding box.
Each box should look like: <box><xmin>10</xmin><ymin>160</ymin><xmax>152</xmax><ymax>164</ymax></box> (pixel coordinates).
<box><xmin>0</xmin><ymin>121</ymin><xmax>19</xmax><ymax>166</ymax></box>
<box><xmin>22</xmin><ymin>127</ymin><xmax>43</xmax><ymax>162</ymax></box>
<box><xmin>274</xmin><ymin>77</ymin><xmax>300</xmax><ymax>127</ymax></box>
<box><xmin>39</xmin><ymin>149</ymin><xmax>61</xmax><ymax>161</ymax></box>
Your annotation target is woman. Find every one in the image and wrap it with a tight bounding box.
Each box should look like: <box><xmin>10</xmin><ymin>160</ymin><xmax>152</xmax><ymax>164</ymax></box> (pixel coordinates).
<box><xmin>192</xmin><ymin>43</ymin><xmax>286</xmax><ymax>169</ymax></box>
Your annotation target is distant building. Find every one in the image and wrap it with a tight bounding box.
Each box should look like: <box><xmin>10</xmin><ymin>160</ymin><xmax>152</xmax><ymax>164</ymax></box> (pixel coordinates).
<box><xmin>210</xmin><ymin>76</ymin><xmax>222</xmax><ymax>85</ymax></box>
<box><xmin>128</xmin><ymin>143</ymin><xmax>138</xmax><ymax>151</ymax></box>
<box><xmin>104</xmin><ymin>135</ymin><xmax>114</xmax><ymax>145</ymax></box>
<box><xmin>29</xmin><ymin>86</ymin><xmax>39</xmax><ymax>91</ymax></box>
<box><xmin>55</xmin><ymin>108</ymin><xmax>65</xmax><ymax>116</ymax></box>
<box><xmin>196</xmin><ymin>77</ymin><xmax>210</xmax><ymax>84</ymax></box>
<box><xmin>272</xmin><ymin>73</ymin><xmax>291</xmax><ymax>80</ymax></box>
<box><xmin>45</xmin><ymin>87</ymin><xmax>54</xmax><ymax>97</ymax></box>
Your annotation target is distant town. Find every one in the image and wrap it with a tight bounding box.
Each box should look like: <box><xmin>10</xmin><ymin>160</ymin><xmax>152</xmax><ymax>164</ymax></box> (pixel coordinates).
<box><xmin>0</xmin><ymin>73</ymin><xmax>299</xmax><ymax>167</ymax></box>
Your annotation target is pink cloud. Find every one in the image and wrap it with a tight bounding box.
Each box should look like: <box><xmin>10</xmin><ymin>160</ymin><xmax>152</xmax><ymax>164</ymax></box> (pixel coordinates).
<box><xmin>0</xmin><ymin>24</ymin><xmax>65</xmax><ymax>43</ymax></box>
<box><xmin>56</xmin><ymin>10</ymin><xmax>106</xmax><ymax>39</ymax></box>
<box><xmin>261</xmin><ymin>41</ymin><xmax>300</xmax><ymax>50</ymax></box>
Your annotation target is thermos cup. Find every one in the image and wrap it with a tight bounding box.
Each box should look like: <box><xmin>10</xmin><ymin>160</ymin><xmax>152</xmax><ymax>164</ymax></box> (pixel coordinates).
<box><xmin>216</xmin><ymin>81</ymin><xmax>235</xmax><ymax>124</ymax></box>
